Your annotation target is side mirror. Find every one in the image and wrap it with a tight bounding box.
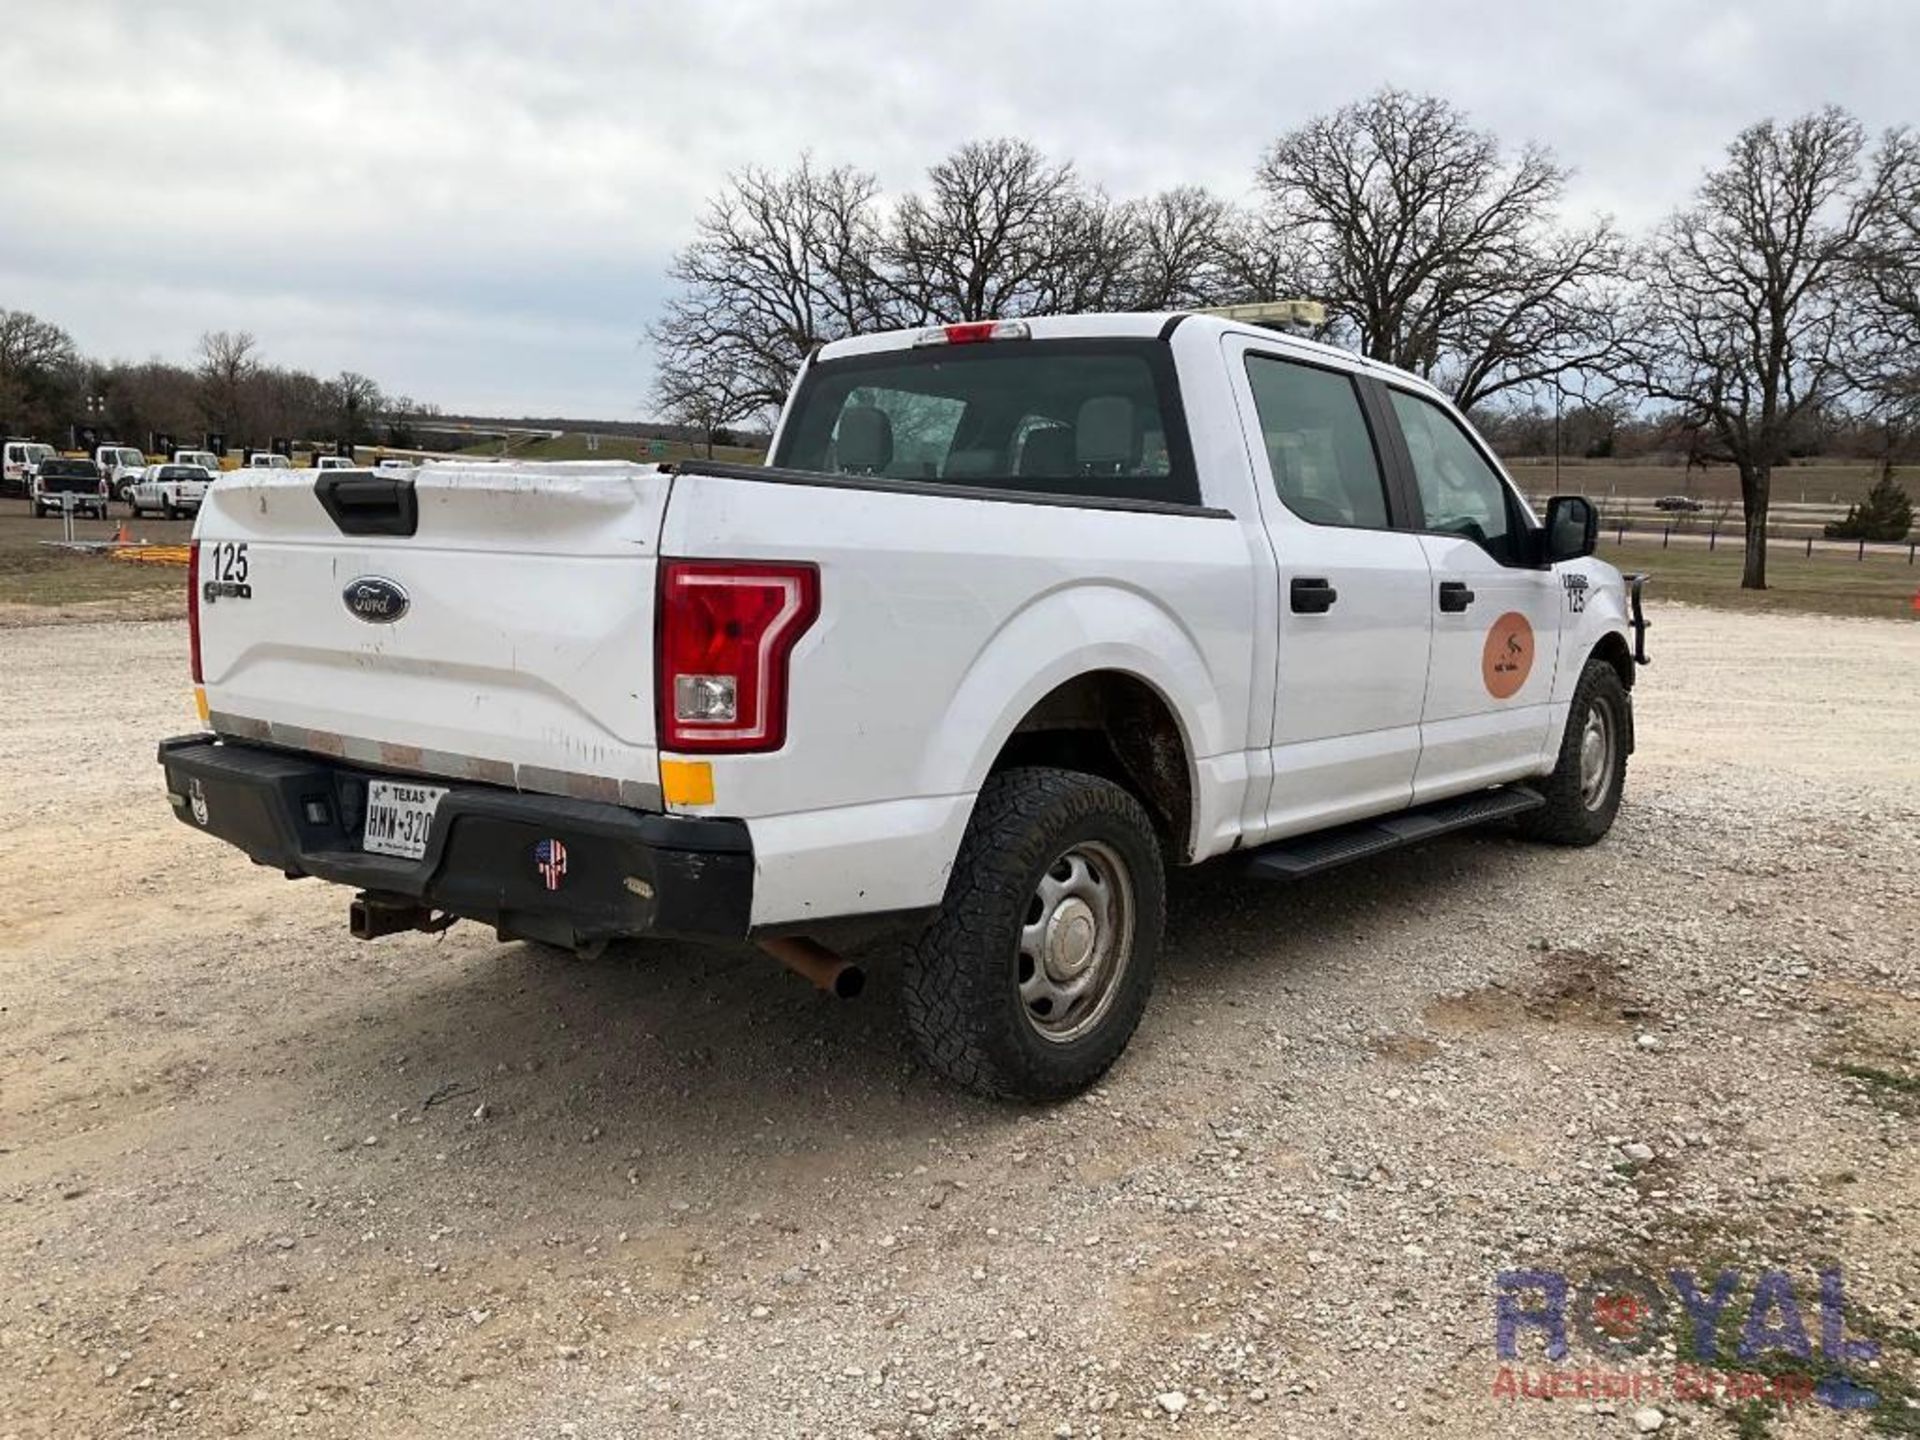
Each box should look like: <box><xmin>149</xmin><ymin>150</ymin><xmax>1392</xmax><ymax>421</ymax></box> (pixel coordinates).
<box><xmin>1544</xmin><ymin>495</ymin><xmax>1598</xmax><ymax>563</ymax></box>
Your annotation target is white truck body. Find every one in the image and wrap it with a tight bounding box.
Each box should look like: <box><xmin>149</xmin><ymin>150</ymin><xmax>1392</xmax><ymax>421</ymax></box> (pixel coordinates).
<box><xmin>173</xmin><ymin>449</ymin><xmax>222</xmax><ymax>472</ymax></box>
<box><xmin>163</xmin><ymin>311</ymin><xmax>1646</xmax><ymax>1097</ymax></box>
<box><xmin>4</xmin><ymin>440</ymin><xmax>55</xmax><ymax>492</ymax></box>
<box><xmin>129</xmin><ymin>463</ymin><xmax>216</xmax><ymax>516</ymax></box>
<box><xmin>96</xmin><ymin>444</ymin><xmax>150</xmax><ymax>498</ymax></box>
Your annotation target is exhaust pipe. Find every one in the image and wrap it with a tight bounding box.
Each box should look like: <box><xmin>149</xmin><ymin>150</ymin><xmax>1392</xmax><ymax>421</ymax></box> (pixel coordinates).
<box><xmin>349</xmin><ymin>892</ymin><xmax>452</xmax><ymax>941</ymax></box>
<box><xmin>759</xmin><ymin>936</ymin><xmax>865</xmax><ymax>999</ymax></box>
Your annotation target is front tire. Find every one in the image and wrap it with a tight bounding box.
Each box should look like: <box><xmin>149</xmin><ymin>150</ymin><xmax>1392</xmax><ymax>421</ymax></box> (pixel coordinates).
<box><xmin>1518</xmin><ymin>656</ymin><xmax>1629</xmax><ymax>846</ymax></box>
<box><xmin>903</xmin><ymin>767</ymin><xmax>1165</xmax><ymax>1100</ymax></box>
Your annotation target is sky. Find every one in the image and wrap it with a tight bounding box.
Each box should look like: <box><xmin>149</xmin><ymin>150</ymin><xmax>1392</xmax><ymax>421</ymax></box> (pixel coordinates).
<box><xmin>3</xmin><ymin>0</ymin><xmax>1915</xmax><ymax>419</ymax></box>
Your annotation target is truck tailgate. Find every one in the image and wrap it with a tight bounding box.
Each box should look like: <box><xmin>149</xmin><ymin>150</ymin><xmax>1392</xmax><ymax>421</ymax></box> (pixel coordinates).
<box><xmin>196</xmin><ymin>462</ymin><xmax>670</xmax><ymax>807</ymax></box>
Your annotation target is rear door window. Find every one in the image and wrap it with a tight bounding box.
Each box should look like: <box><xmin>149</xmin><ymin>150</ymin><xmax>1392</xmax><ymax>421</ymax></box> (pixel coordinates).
<box><xmin>775</xmin><ymin>340</ymin><xmax>1198</xmax><ymax>506</ymax></box>
<box><xmin>1243</xmin><ymin>355</ymin><xmax>1390</xmax><ymax>528</ymax></box>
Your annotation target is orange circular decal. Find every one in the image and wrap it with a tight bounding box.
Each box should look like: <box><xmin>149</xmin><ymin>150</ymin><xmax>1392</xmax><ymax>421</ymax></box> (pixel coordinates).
<box><xmin>1481</xmin><ymin>612</ymin><xmax>1534</xmax><ymax>699</ymax></box>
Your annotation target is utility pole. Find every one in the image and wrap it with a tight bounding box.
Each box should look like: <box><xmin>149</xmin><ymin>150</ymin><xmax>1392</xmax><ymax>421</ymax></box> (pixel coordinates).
<box><xmin>1553</xmin><ymin>390</ymin><xmax>1562</xmax><ymax>492</ymax></box>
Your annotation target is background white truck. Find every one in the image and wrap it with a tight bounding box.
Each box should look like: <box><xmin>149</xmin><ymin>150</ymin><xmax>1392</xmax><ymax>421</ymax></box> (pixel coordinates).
<box><xmin>128</xmin><ymin>462</ymin><xmax>216</xmax><ymax>518</ymax></box>
<box><xmin>159</xmin><ymin>311</ymin><xmax>1648</xmax><ymax>1098</ymax></box>
<box><xmin>3</xmin><ymin>439</ymin><xmax>55</xmax><ymax>496</ymax></box>
<box><xmin>95</xmin><ymin>443</ymin><xmax>151</xmax><ymax>501</ymax></box>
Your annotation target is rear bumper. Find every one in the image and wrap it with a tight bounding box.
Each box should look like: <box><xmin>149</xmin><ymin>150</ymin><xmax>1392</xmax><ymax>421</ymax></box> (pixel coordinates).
<box><xmin>157</xmin><ymin>735</ymin><xmax>752</xmax><ymax>946</ymax></box>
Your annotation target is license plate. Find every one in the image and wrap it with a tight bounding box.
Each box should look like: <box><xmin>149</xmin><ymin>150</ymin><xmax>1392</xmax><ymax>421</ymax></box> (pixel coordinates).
<box><xmin>362</xmin><ymin>780</ymin><xmax>448</xmax><ymax>860</ymax></box>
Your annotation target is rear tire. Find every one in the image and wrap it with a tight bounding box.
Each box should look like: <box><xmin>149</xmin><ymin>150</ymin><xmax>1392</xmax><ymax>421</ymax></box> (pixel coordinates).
<box><xmin>1517</xmin><ymin>656</ymin><xmax>1629</xmax><ymax>846</ymax></box>
<box><xmin>903</xmin><ymin>767</ymin><xmax>1165</xmax><ymax>1100</ymax></box>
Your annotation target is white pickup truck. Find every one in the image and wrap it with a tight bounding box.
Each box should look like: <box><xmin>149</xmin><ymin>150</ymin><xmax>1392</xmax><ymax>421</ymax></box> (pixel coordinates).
<box><xmin>128</xmin><ymin>462</ymin><xmax>216</xmax><ymax>518</ymax></box>
<box><xmin>159</xmin><ymin>312</ymin><xmax>1649</xmax><ymax>1098</ymax></box>
<box><xmin>173</xmin><ymin>448</ymin><xmax>224</xmax><ymax>474</ymax></box>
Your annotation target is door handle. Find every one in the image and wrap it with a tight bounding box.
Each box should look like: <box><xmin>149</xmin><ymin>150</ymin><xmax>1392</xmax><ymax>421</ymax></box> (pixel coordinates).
<box><xmin>1438</xmin><ymin>581</ymin><xmax>1476</xmax><ymax>613</ymax></box>
<box><xmin>1290</xmin><ymin>577</ymin><xmax>1338</xmax><ymax>614</ymax></box>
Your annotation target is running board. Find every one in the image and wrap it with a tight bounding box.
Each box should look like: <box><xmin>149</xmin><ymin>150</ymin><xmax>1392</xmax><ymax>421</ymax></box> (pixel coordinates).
<box><xmin>1238</xmin><ymin>785</ymin><xmax>1545</xmax><ymax>881</ymax></box>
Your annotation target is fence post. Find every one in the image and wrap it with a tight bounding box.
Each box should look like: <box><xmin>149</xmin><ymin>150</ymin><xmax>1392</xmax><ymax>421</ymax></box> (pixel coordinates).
<box><xmin>1859</xmin><ymin>538</ymin><xmax>1866</xmax><ymax>562</ymax></box>
<box><xmin>1910</xmin><ymin>541</ymin><xmax>1916</xmax><ymax>566</ymax></box>
<box><xmin>1806</xmin><ymin>536</ymin><xmax>1812</xmax><ymax>558</ymax></box>
<box><xmin>1663</xmin><ymin>526</ymin><xmax>1671</xmax><ymax>550</ymax></box>
<box><xmin>1709</xmin><ymin>527</ymin><xmax>1717</xmax><ymax>552</ymax></box>
<box><xmin>1617</xmin><ymin>521</ymin><xmax>1625</xmax><ymax>545</ymax></box>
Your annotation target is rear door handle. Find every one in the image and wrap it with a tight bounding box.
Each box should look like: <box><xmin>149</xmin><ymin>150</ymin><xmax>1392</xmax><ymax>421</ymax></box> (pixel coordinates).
<box><xmin>1438</xmin><ymin>580</ymin><xmax>1475</xmax><ymax>612</ymax></box>
<box><xmin>1290</xmin><ymin>577</ymin><xmax>1338</xmax><ymax>614</ymax></box>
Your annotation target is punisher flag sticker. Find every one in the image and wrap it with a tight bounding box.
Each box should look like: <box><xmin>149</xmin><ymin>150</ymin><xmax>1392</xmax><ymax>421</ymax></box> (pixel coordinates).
<box><xmin>1482</xmin><ymin>612</ymin><xmax>1535</xmax><ymax>699</ymax></box>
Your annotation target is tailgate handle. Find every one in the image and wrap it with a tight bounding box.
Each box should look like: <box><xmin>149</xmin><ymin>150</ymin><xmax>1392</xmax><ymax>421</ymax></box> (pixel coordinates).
<box><xmin>315</xmin><ymin>473</ymin><xmax>418</xmax><ymax>537</ymax></box>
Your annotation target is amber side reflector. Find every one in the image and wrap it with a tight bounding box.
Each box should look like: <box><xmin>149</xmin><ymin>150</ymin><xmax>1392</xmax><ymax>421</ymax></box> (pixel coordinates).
<box><xmin>660</xmin><ymin>759</ymin><xmax>715</xmax><ymax>807</ymax></box>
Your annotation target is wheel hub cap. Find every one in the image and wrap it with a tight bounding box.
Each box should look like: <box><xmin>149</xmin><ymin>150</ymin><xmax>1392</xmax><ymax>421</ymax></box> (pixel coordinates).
<box><xmin>1017</xmin><ymin>840</ymin><xmax>1137</xmax><ymax>1045</ymax></box>
<box><xmin>1044</xmin><ymin>898</ymin><xmax>1098</xmax><ymax>981</ymax></box>
<box><xmin>1579</xmin><ymin>704</ymin><xmax>1613</xmax><ymax>809</ymax></box>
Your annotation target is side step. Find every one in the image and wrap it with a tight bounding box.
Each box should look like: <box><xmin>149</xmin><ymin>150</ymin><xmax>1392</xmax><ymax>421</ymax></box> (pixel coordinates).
<box><xmin>1238</xmin><ymin>785</ymin><xmax>1545</xmax><ymax>881</ymax></box>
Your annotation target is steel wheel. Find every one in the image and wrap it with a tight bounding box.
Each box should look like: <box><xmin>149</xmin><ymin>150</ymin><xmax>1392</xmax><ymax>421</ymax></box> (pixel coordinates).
<box><xmin>1578</xmin><ymin>701</ymin><xmax>1615</xmax><ymax>812</ymax></box>
<box><xmin>1017</xmin><ymin>839</ymin><xmax>1135</xmax><ymax>1044</ymax></box>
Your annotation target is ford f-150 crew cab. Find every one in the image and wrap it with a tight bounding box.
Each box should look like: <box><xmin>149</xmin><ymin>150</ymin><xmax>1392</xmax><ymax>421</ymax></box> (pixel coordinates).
<box><xmin>158</xmin><ymin>311</ymin><xmax>1650</xmax><ymax>1099</ymax></box>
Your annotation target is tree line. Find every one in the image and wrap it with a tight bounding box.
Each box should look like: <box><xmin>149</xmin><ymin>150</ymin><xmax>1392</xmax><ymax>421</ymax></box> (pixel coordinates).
<box><xmin>0</xmin><ymin>321</ymin><xmax>435</xmax><ymax>456</ymax></box>
<box><xmin>651</xmin><ymin>90</ymin><xmax>1920</xmax><ymax>588</ymax></box>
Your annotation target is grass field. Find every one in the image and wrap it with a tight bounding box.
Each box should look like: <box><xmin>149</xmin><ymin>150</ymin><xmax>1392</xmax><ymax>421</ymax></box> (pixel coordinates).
<box><xmin>0</xmin><ymin>504</ymin><xmax>191</xmax><ymax>614</ymax></box>
<box><xmin>1601</xmin><ymin>537</ymin><xmax>1920</xmax><ymax>620</ymax></box>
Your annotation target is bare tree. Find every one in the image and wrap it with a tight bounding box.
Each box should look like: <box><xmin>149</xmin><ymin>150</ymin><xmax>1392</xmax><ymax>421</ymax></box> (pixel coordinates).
<box><xmin>1249</xmin><ymin>89</ymin><xmax>1627</xmax><ymax>411</ymax></box>
<box><xmin>1850</xmin><ymin>130</ymin><xmax>1920</xmax><ymax>426</ymax></box>
<box><xmin>888</xmin><ymin>139</ymin><xmax>1141</xmax><ymax>322</ymax></box>
<box><xmin>1124</xmin><ymin>186</ymin><xmax>1237</xmax><ymax>309</ymax></box>
<box><xmin>0</xmin><ymin>308</ymin><xmax>80</xmax><ymax>435</ymax></box>
<box><xmin>654</xmin><ymin>345</ymin><xmax>756</xmax><ymax>457</ymax></box>
<box><xmin>0</xmin><ymin>308</ymin><xmax>78</xmax><ymax>379</ymax></box>
<box><xmin>331</xmin><ymin>370</ymin><xmax>384</xmax><ymax>446</ymax></box>
<box><xmin>196</xmin><ymin>330</ymin><xmax>259</xmax><ymax>438</ymax></box>
<box><xmin>648</xmin><ymin>158</ymin><xmax>896</xmax><ymax>427</ymax></box>
<box><xmin>1631</xmin><ymin>108</ymin><xmax>1901</xmax><ymax>588</ymax></box>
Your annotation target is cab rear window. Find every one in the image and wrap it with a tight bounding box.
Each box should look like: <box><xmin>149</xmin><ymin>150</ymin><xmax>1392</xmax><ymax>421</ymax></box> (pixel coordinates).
<box><xmin>774</xmin><ymin>339</ymin><xmax>1199</xmax><ymax>506</ymax></box>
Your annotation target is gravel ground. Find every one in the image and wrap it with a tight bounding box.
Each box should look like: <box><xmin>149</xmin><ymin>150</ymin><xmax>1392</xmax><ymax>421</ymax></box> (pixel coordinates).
<box><xmin>1</xmin><ymin>605</ymin><xmax>1915</xmax><ymax>1439</ymax></box>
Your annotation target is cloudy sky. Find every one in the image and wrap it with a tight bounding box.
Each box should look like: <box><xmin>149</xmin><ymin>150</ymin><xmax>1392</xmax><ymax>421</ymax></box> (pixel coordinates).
<box><xmin>4</xmin><ymin>0</ymin><xmax>1914</xmax><ymax>418</ymax></box>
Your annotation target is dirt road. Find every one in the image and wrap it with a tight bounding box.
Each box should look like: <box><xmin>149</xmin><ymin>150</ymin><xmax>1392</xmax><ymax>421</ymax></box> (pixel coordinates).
<box><xmin>2</xmin><ymin>606</ymin><xmax>1915</xmax><ymax>1438</ymax></box>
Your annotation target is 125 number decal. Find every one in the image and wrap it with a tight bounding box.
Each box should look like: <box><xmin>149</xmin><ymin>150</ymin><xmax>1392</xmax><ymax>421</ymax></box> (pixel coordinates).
<box><xmin>202</xmin><ymin>541</ymin><xmax>252</xmax><ymax>602</ymax></box>
<box><xmin>206</xmin><ymin>541</ymin><xmax>249</xmax><ymax>584</ymax></box>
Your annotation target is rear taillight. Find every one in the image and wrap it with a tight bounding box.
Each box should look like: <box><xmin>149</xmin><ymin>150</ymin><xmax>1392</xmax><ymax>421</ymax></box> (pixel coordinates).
<box><xmin>657</xmin><ymin>561</ymin><xmax>818</xmax><ymax>753</ymax></box>
<box><xmin>187</xmin><ymin>542</ymin><xmax>204</xmax><ymax>684</ymax></box>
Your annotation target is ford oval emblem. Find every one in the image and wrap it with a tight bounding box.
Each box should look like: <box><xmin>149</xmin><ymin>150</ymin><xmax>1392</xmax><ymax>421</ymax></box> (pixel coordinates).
<box><xmin>343</xmin><ymin>576</ymin><xmax>410</xmax><ymax>623</ymax></box>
